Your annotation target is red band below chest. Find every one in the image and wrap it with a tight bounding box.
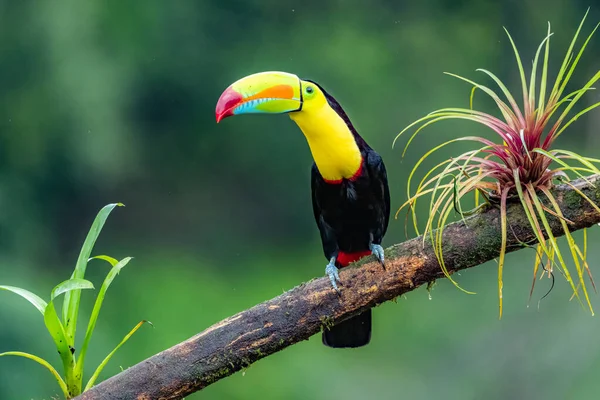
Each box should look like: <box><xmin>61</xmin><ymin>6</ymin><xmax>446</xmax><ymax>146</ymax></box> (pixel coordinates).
<box><xmin>323</xmin><ymin>158</ymin><xmax>364</xmax><ymax>185</ymax></box>
<box><xmin>337</xmin><ymin>250</ymin><xmax>372</xmax><ymax>268</ymax></box>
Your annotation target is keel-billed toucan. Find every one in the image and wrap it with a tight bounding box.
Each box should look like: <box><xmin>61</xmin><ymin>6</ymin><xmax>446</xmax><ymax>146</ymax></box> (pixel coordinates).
<box><xmin>215</xmin><ymin>71</ymin><xmax>390</xmax><ymax>348</ymax></box>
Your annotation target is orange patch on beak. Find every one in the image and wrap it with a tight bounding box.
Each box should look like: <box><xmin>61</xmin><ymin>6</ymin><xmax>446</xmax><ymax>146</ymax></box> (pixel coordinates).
<box><xmin>244</xmin><ymin>85</ymin><xmax>295</xmax><ymax>102</ymax></box>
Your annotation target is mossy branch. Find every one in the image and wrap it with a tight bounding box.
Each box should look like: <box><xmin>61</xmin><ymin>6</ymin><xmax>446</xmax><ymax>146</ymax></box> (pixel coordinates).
<box><xmin>75</xmin><ymin>175</ymin><xmax>600</xmax><ymax>400</ymax></box>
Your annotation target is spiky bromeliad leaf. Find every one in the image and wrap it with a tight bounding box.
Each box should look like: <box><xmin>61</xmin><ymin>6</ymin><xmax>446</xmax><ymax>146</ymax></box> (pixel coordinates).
<box><xmin>395</xmin><ymin>10</ymin><xmax>600</xmax><ymax>317</ymax></box>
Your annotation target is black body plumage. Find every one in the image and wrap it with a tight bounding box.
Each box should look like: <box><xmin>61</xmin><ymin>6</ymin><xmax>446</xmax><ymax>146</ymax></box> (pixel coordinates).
<box><xmin>307</xmin><ymin>81</ymin><xmax>391</xmax><ymax>348</ymax></box>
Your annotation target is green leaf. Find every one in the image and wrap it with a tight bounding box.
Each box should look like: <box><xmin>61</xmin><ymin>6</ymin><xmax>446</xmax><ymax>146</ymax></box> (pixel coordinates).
<box><xmin>497</xmin><ymin>187</ymin><xmax>510</xmax><ymax>318</ymax></box>
<box><xmin>528</xmin><ymin>31</ymin><xmax>553</xmax><ymax>115</ymax></box>
<box><xmin>549</xmin><ymin>9</ymin><xmax>590</xmax><ymax>103</ymax></box>
<box><xmin>537</xmin><ymin>22</ymin><xmax>552</xmax><ymax>121</ymax></box>
<box><xmin>502</xmin><ymin>27</ymin><xmax>529</xmax><ymax>115</ymax></box>
<box><xmin>63</xmin><ymin>203</ymin><xmax>124</xmax><ymax>346</ymax></box>
<box><xmin>475</xmin><ymin>68</ymin><xmax>524</xmax><ymax>124</ymax></box>
<box><xmin>430</xmin><ymin>172</ymin><xmax>483</xmax><ymax>295</ymax></box>
<box><xmin>513</xmin><ymin>171</ymin><xmax>549</xmax><ymax>256</ymax></box>
<box><xmin>532</xmin><ymin>148</ymin><xmax>598</xmax><ymax>181</ymax></box>
<box><xmin>541</xmin><ymin>187</ymin><xmax>594</xmax><ymax>314</ymax></box>
<box><xmin>443</xmin><ymin>72</ymin><xmax>518</xmax><ymax>126</ymax></box>
<box><xmin>0</xmin><ymin>285</ymin><xmax>47</xmax><ymax>315</ymax></box>
<box><xmin>75</xmin><ymin>257</ymin><xmax>133</xmax><ymax>381</ymax></box>
<box><xmin>0</xmin><ymin>351</ymin><xmax>69</xmax><ymax>398</ymax></box>
<box><xmin>44</xmin><ymin>300</ymin><xmax>78</xmax><ymax>397</ymax></box>
<box><xmin>555</xmin><ymin>100</ymin><xmax>600</xmax><ymax>139</ymax></box>
<box><xmin>45</xmin><ymin>278</ymin><xmax>93</xmax><ymax>396</ymax></box>
<box><xmin>51</xmin><ymin>278</ymin><xmax>94</xmax><ymax>301</ymax></box>
<box><xmin>84</xmin><ymin>320</ymin><xmax>152</xmax><ymax>391</ymax></box>
<box><xmin>556</xmin><ymin>19</ymin><xmax>598</xmax><ymax>101</ymax></box>
<box><xmin>529</xmin><ymin>244</ymin><xmax>544</xmax><ymax>305</ymax></box>
<box><xmin>527</xmin><ymin>186</ymin><xmax>581</xmax><ymax>306</ymax></box>
<box><xmin>551</xmin><ymin>70</ymin><xmax>600</xmax><ymax>141</ymax></box>
<box><xmin>89</xmin><ymin>255</ymin><xmax>119</xmax><ymax>267</ymax></box>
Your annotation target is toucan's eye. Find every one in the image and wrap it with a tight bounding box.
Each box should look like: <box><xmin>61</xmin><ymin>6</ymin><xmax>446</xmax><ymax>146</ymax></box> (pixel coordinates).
<box><xmin>305</xmin><ymin>86</ymin><xmax>314</xmax><ymax>94</ymax></box>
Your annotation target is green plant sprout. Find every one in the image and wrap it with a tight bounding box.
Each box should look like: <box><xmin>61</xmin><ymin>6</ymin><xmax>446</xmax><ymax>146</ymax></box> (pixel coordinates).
<box><xmin>394</xmin><ymin>10</ymin><xmax>600</xmax><ymax>318</ymax></box>
<box><xmin>0</xmin><ymin>203</ymin><xmax>150</xmax><ymax>399</ymax></box>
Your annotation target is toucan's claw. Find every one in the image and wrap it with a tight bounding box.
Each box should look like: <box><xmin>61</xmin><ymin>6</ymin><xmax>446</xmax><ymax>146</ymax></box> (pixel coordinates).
<box><xmin>325</xmin><ymin>257</ymin><xmax>341</xmax><ymax>293</ymax></box>
<box><xmin>370</xmin><ymin>243</ymin><xmax>386</xmax><ymax>269</ymax></box>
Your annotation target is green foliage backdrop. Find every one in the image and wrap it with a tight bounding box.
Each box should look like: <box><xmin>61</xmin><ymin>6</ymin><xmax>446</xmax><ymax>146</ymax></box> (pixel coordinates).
<box><xmin>0</xmin><ymin>1</ymin><xmax>599</xmax><ymax>399</ymax></box>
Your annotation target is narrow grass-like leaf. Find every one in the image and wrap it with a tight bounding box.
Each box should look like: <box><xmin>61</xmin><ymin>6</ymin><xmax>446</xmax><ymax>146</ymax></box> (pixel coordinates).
<box><xmin>63</xmin><ymin>203</ymin><xmax>124</xmax><ymax>346</ymax></box>
<box><xmin>540</xmin><ymin>87</ymin><xmax>596</xmax><ymax>135</ymax></box>
<box><xmin>399</xmin><ymin>114</ymin><xmax>498</xmax><ymax>158</ymax></box>
<box><xmin>529</xmin><ymin>244</ymin><xmax>544</xmax><ymax>305</ymax></box>
<box><xmin>531</xmin><ymin>149</ymin><xmax>592</xmax><ymax>181</ymax></box>
<box><xmin>406</xmin><ymin>139</ymin><xmax>488</xmax><ymax>215</ymax></box>
<box><xmin>556</xmin><ymin>19</ymin><xmax>599</xmax><ymax>101</ymax></box>
<box><xmin>443</xmin><ymin>72</ymin><xmax>518</xmax><ymax>125</ymax></box>
<box><xmin>573</xmin><ymin>233</ymin><xmax>596</xmax><ymax>293</ymax></box>
<box><xmin>408</xmin><ymin>164</ymin><xmax>456</xmax><ymax>234</ymax></box>
<box><xmin>433</xmin><ymin>189</ymin><xmax>469</xmax><ymax>292</ymax></box>
<box><xmin>549</xmin><ymin>8</ymin><xmax>589</xmax><ymax>104</ymax></box>
<box><xmin>513</xmin><ymin>171</ymin><xmax>549</xmax><ymax>255</ymax></box>
<box><xmin>541</xmin><ymin>186</ymin><xmax>593</xmax><ymax>314</ymax></box>
<box><xmin>89</xmin><ymin>255</ymin><xmax>119</xmax><ymax>267</ymax></box>
<box><xmin>51</xmin><ymin>279</ymin><xmax>94</xmax><ymax>301</ymax></box>
<box><xmin>431</xmin><ymin>173</ymin><xmax>488</xmax><ymax>294</ymax></box>
<box><xmin>84</xmin><ymin>320</ymin><xmax>152</xmax><ymax>391</ymax></box>
<box><xmin>476</xmin><ymin>68</ymin><xmax>525</xmax><ymax>124</ymax></box>
<box><xmin>497</xmin><ymin>187</ymin><xmax>510</xmax><ymax>318</ymax></box>
<box><xmin>47</xmin><ymin>279</ymin><xmax>93</xmax><ymax>396</ymax></box>
<box><xmin>424</xmin><ymin>150</ymin><xmax>496</xmax><ymax>241</ymax></box>
<box><xmin>527</xmin><ymin>185</ymin><xmax>581</xmax><ymax>306</ymax></box>
<box><xmin>549</xmin><ymin>71</ymin><xmax>600</xmax><ymax>142</ymax></box>
<box><xmin>552</xmin><ymin>149</ymin><xmax>600</xmax><ymax>174</ymax></box>
<box><xmin>76</xmin><ymin>257</ymin><xmax>133</xmax><ymax>382</ymax></box>
<box><xmin>0</xmin><ymin>286</ymin><xmax>47</xmax><ymax>315</ymax></box>
<box><xmin>553</xmin><ymin>166</ymin><xmax>599</xmax><ymax>176</ymax></box>
<box><xmin>537</xmin><ymin>23</ymin><xmax>552</xmax><ymax>121</ymax></box>
<box><xmin>44</xmin><ymin>300</ymin><xmax>77</xmax><ymax>397</ymax></box>
<box><xmin>0</xmin><ymin>351</ymin><xmax>69</xmax><ymax>398</ymax></box>
<box><xmin>428</xmin><ymin>107</ymin><xmax>516</xmax><ymax>135</ymax></box>
<box><xmin>555</xmin><ymin>101</ymin><xmax>600</xmax><ymax>138</ymax></box>
<box><xmin>470</xmin><ymin>85</ymin><xmax>477</xmax><ymax>110</ymax></box>
<box><xmin>528</xmin><ymin>32</ymin><xmax>553</xmax><ymax>118</ymax></box>
<box><xmin>503</xmin><ymin>28</ymin><xmax>529</xmax><ymax>115</ymax></box>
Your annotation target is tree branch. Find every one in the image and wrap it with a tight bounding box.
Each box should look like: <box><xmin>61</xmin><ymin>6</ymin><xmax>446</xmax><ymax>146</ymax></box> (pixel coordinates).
<box><xmin>76</xmin><ymin>175</ymin><xmax>600</xmax><ymax>400</ymax></box>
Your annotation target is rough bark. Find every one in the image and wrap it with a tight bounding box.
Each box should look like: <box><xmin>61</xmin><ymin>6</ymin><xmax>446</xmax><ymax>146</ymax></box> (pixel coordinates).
<box><xmin>76</xmin><ymin>175</ymin><xmax>600</xmax><ymax>400</ymax></box>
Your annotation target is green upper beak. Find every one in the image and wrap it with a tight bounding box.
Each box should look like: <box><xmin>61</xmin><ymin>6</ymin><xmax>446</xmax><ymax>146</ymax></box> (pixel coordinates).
<box><xmin>215</xmin><ymin>71</ymin><xmax>303</xmax><ymax>122</ymax></box>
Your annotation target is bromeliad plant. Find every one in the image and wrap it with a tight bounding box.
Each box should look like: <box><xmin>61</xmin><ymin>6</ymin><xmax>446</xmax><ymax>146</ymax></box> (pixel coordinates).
<box><xmin>0</xmin><ymin>203</ymin><xmax>150</xmax><ymax>399</ymax></box>
<box><xmin>394</xmin><ymin>11</ymin><xmax>600</xmax><ymax>317</ymax></box>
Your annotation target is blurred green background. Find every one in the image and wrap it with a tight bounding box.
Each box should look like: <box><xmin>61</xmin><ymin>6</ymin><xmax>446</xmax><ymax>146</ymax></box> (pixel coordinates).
<box><xmin>1</xmin><ymin>1</ymin><xmax>599</xmax><ymax>399</ymax></box>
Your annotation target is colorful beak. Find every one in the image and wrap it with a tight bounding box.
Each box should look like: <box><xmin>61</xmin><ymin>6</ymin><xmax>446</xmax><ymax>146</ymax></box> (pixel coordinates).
<box><xmin>215</xmin><ymin>71</ymin><xmax>302</xmax><ymax>123</ymax></box>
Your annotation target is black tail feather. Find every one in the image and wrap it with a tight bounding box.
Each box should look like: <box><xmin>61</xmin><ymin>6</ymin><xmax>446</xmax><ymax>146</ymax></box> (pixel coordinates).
<box><xmin>322</xmin><ymin>309</ymin><xmax>372</xmax><ymax>348</ymax></box>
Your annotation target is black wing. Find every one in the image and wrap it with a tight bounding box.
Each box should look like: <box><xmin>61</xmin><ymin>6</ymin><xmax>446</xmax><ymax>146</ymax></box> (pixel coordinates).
<box><xmin>311</xmin><ymin>163</ymin><xmax>338</xmax><ymax>260</ymax></box>
<box><xmin>366</xmin><ymin>150</ymin><xmax>390</xmax><ymax>245</ymax></box>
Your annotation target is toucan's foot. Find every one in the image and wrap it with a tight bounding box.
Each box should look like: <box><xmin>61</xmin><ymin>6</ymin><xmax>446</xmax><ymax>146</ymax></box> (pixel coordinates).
<box><xmin>325</xmin><ymin>257</ymin><xmax>341</xmax><ymax>292</ymax></box>
<box><xmin>370</xmin><ymin>243</ymin><xmax>386</xmax><ymax>269</ymax></box>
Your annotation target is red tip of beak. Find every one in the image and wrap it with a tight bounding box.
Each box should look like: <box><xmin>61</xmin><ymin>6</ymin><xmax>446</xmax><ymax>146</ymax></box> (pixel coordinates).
<box><xmin>215</xmin><ymin>86</ymin><xmax>243</xmax><ymax>123</ymax></box>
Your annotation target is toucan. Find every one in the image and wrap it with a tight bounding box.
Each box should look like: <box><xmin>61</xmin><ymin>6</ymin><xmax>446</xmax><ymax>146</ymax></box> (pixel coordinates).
<box><xmin>215</xmin><ymin>71</ymin><xmax>390</xmax><ymax>348</ymax></box>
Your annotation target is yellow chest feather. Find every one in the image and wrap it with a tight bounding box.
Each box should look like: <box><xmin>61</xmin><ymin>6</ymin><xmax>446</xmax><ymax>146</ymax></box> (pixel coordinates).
<box><xmin>290</xmin><ymin>106</ymin><xmax>362</xmax><ymax>182</ymax></box>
